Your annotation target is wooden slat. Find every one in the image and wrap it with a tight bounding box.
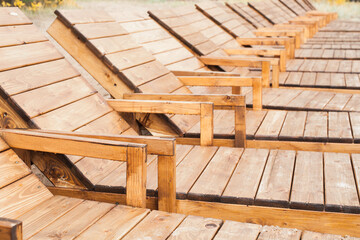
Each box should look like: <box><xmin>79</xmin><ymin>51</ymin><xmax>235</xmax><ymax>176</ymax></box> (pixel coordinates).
<box><xmin>0</xmin><ymin>59</ymin><xmax>80</xmax><ymax>96</ymax></box>
<box><xmin>279</xmin><ymin>111</ymin><xmax>306</xmax><ymax>140</ymax></box>
<box><xmin>0</xmin><ymin>8</ymin><xmax>32</xmax><ymax>26</ymax></box>
<box><xmin>328</xmin><ymin>112</ymin><xmax>353</xmax><ymax>143</ymax></box>
<box><xmin>257</xmin><ymin>225</ymin><xmax>301</xmax><ymax>240</ymax></box>
<box><xmin>73</xmin><ymin>22</ymin><xmax>128</xmax><ymax>40</ymax></box>
<box><xmin>29</xmin><ymin>200</ymin><xmax>115</xmax><ymax>240</ymax></box>
<box><xmin>255</xmin><ymin>111</ymin><xmax>287</xmax><ymax>140</ymax></box>
<box><xmin>88</xmin><ymin>35</ymin><xmax>139</xmax><ymax>57</ymax></box>
<box><xmin>76</xmin><ymin>205</ymin><xmax>149</xmax><ymax>240</ymax></box>
<box><xmin>245</xmin><ymin>110</ymin><xmax>267</xmax><ymax>138</ymax></box>
<box><xmin>324</xmin><ymin>153</ymin><xmax>360</xmax><ymax>213</ymax></box>
<box><xmin>175</xmin><ymin>146</ymin><xmax>217</xmax><ymax>198</ymax></box>
<box><xmin>122</xmin><ymin>210</ymin><xmax>185</xmax><ymax>240</ymax></box>
<box><xmin>0</xmin><ymin>42</ymin><xmax>63</xmax><ymax>72</ymax></box>
<box><xmin>0</xmin><ymin>175</ymin><xmax>52</xmax><ymax>219</ymax></box>
<box><xmin>304</xmin><ymin>112</ymin><xmax>328</xmax><ymax>142</ymax></box>
<box><xmin>188</xmin><ymin>147</ymin><xmax>243</xmax><ymax>201</ymax></box>
<box><xmin>168</xmin><ymin>215</ymin><xmax>222</xmax><ymax>239</ymax></box>
<box><xmin>17</xmin><ymin>196</ymin><xmax>83</xmax><ymax>239</ymax></box>
<box><xmin>213</xmin><ymin>221</ymin><xmax>261</xmax><ymax>240</ymax></box>
<box><xmin>12</xmin><ymin>77</ymin><xmax>95</xmax><ymax>118</ymax></box>
<box><xmin>222</xmin><ymin>148</ymin><xmax>269</xmax><ymax>204</ymax></box>
<box><xmin>32</xmin><ymin>94</ymin><xmax>112</xmax><ymax>131</ymax></box>
<box><xmin>290</xmin><ymin>151</ymin><xmax>324</xmax><ymax>210</ymax></box>
<box><xmin>0</xmin><ymin>150</ymin><xmax>30</xmax><ymax>188</ymax></box>
<box><xmin>0</xmin><ymin>24</ymin><xmax>46</xmax><ymax>48</ymax></box>
<box><xmin>256</xmin><ymin>150</ymin><xmax>296</xmax><ymax>207</ymax></box>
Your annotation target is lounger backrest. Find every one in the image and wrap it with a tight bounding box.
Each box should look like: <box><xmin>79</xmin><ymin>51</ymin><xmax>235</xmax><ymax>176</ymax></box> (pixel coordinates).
<box><xmin>295</xmin><ymin>0</ymin><xmax>313</xmax><ymax>11</ymax></box>
<box><xmin>148</xmin><ymin>6</ymin><xmax>249</xmax><ymax>74</ymax></box>
<box><xmin>225</xmin><ymin>2</ymin><xmax>273</xmax><ymax>28</ymax></box>
<box><xmin>270</xmin><ymin>0</ymin><xmax>298</xmax><ymax>19</ymax></box>
<box><xmin>195</xmin><ymin>2</ymin><xmax>256</xmax><ymax>37</ymax></box>
<box><xmin>279</xmin><ymin>0</ymin><xmax>307</xmax><ymax>15</ymax></box>
<box><xmin>115</xmin><ymin>10</ymin><xmax>210</xmax><ymax>72</ymax></box>
<box><xmin>248</xmin><ymin>1</ymin><xmax>288</xmax><ymax>25</ymax></box>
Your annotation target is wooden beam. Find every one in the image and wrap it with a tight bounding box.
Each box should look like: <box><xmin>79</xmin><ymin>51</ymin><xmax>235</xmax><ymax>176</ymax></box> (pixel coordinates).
<box><xmin>158</xmin><ymin>155</ymin><xmax>176</xmax><ymax>212</ymax></box>
<box><xmin>178</xmin><ymin>76</ymin><xmax>256</xmax><ymax>87</ymax></box>
<box><xmin>29</xmin><ymin>129</ymin><xmax>176</xmax><ymax>156</ymax></box>
<box><xmin>254</xmin><ymin>30</ymin><xmax>303</xmax><ymax>48</ymax></box>
<box><xmin>176</xmin><ymin>200</ymin><xmax>360</xmax><ymax>237</ymax></box>
<box><xmin>0</xmin><ymin>129</ymin><xmax>143</xmax><ymax>162</ymax></box>
<box><xmin>172</xmin><ymin>70</ymin><xmax>241</xmax><ymax>77</ymax></box>
<box><xmin>200</xmin><ymin>103</ymin><xmax>213</xmax><ymax>146</ymax></box>
<box><xmin>49</xmin><ymin>187</ymin><xmax>360</xmax><ymax>237</ymax></box>
<box><xmin>0</xmin><ymin>218</ymin><xmax>22</xmax><ymax>240</ymax></box>
<box><xmin>175</xmin><ymin>138</ymin><xmax>360</xmax><ymax>154</ymax></box>
<box><xmin>123</xmin><ymin>93</ymin><xmax>246</xmax><ymax>107</ymax></box>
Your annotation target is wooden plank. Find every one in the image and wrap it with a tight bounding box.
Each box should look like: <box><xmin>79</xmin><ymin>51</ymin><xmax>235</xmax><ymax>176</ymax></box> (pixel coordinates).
<box><xmin>255</xmin><ymin>111</ymin><xmax>287</xmax><ymax>140</ymax></box>
<box><xmin>324</xmin><ymin>153</ymin><xmax>360</xmax><ymax>213</ymax></box>
<box><xmin>290</xmin><ymin>151</ymin><xmax>324</xmax><ymax>210</ymax></box>
<box><xmin>299</xmin><ymin>72</ymin><xmax>316</xmax><ymax>86</ymax></box>
<box><xmin>255</xmin><ymin>150</ymin><xmax>296</xmax><ymax>207</ymax></box>
<box><xmin>0</xmin><ymin>175</ymin><xmax>52</xmax><ymax>219</ymax></box>
<box><xmin>352</xmin><ymin>154</ymin><xmax>360</xmax><ymax>204</ymax></box>
<box><xmin>345</xmin><ymin>74</ymin><xmax>360</xmax><ymax>88</ymax></box>
<box><xmin>305</xmin><ymin>91</ymin><xmax>334</xmax><ymax>110</ymax></box>
<box><xmin>188</xmin><ymin>147</ymin><xmax>243</xmax><ymax>201</ymax></box>
<box><xmin>12</xmin><ymin>77</ymin><xmax>95</xmax><ymax>118</ymax></box>
<box><xmin>245</xmin><ymin>110</ymin><xmax>267</xmax><ymax>139</ymax></box>
<box><xmin>55</xmin><ymin>9</ymin><xmax>114</xmax><ymax>26</ymax></box>
<box><xmin>122</xmin><ymin>210</ymin><xmax>185</xmax><ymax>240</ymax></box>
<box><xmin>301</xmin><ymin>231</ymin><xmax>344</xmax><ymax>240</ymax></box>
<box><xmin>0</xmin><ymin>7</ymin><xmax>32</xmax><ymax>26</ymax></box>
<box><xmin>222</xmin><ymin>148</ymin><xmax>269</xmax><ymax>205</ymax></box>
<box><xmin>0</xmin><ymin>24</ymin><xmax>47</xmax><ymax>48</ymax></box>
<box><xmin>76</xmin><ymin>205</ymin><xmax>149</xmax><ymax>240</ymax></box>
<box><xmin>0</xmin><ymin>42</ymin><xmax>63</xmax><ymax>72</ymax></box>
<box><xmin>285</xmin><ymin>72</ymin><xmax>303</xmax><ymax>85</ymax></box>
<box><xmin>17</xmin><ymin>196</ymin><xmax>83</xmax><ymax>239</ymax></box>
<box><xmin>279</xmin><ymin>111</ymin><xmax>306</xmax><ymax>140</ymax></box>
<box><xmin>0</xmin><ymin>150</ymin><xmax>30</xmax><ymax>188</ymax></box>
<box><xmin>88</xmin><ymin>35</ymin><xmax>139</xmax><ymax>57</ymax></box>
<box><xmin>213</xmin><ymin>221</ymin><xmax>261</xmax><ymax>240</ymax></box>
<box><xmin>324</xmin><ymin>93</ymin><xmax>352</xmax><ymax>111</ymax></box>
<box><xmin>344</xmin><ymin>95</ymin><xmax>360</xmax><ymax>112</ymax></box>
<box><xmin>286</xmin><ymin>91</ymin><xmax>316</xmax><ymax>110</ymax></box>
<box><xmin>175</xmin><ymin>146</ymin><xmax>218</xmax><ymax>198</ymax></box>
<box><xmin>304</xmin><ymin>112</ymin><xmax>328</xmax><ymax>142</ymax></box>
<box><xmin>257</xmin><ymin>225</ymin><xmax>301</xmax><ymax>240</ymax></box>
<box><xmin>331</xmin><ymin>73</ymin><xmax>346</xmax><ymax>87</ymax></box>
<box><xmin>167</xmin><ymin>215</ymin><xmax>222</xmax><ymax>240</ymax></box>
<box><xmin>73</xmin><ymin>22</ymin><xmax>128</xmax><ymax>40</ymax></box>
<box><xmin>29</xmin><ymin>200</ymin><xmax>115</xmax><ymax>240</ymax></box>
<box><xmin>0</xmin><ymin>59</ymin><xmax>80</xmax><ymax>96</ymax></box>
<box><xmin>328</xmin><ymin>112</ymin><xmax>353</xmax><ymax>143</ymax></box>
<box><xmin>32</xmin><ymin>94</ymin><xmax>112</xmax><ymax>131</ymax></box>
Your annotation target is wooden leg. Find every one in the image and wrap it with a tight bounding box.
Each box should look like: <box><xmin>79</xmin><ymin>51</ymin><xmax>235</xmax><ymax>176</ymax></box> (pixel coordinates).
<box><xmin>232</xmin><ymin>86</ymin><xmax>241</xmax><ymax>95</ymax></box>
<box><xmin>126</xmin><ymin>147</ymin><xmax>147</xmax><ymax>208</ymax></box>
<box><xmin>261</xmin><ymin>61</ymin><xmax>270</xmax><ymax>87</ymax></box>
<box><xmin>234</xmin><ymin>106</ymin><xmax>246</xmax><ymax>148</ymax></box>
<box><xmin>272</xmin><ymin>64</ymin><xmax>280</xmax><ymax>88</ymax></box>
<box><xmin>0</xmin><ymin>218</ymin><xmax>22</xmax><ymax>240</ymax></box>
<box><xmin>200</xmin><ymin>103</ymin><xmax>214</xmax><ymax>146</ymax></box>
<box><xmin>252</xmin><ymin>78</ymin><xmax>262</xmax><ymax>111</ymax></box>
<box><xmin>158</xmin><ymin>155</ymin><xmax>176</xmax><ymax>212</ymax></box>
<box><xmin>279</xmin><ymin>50</ymin><xmax>286</xmax><ymax>72</ymax></box>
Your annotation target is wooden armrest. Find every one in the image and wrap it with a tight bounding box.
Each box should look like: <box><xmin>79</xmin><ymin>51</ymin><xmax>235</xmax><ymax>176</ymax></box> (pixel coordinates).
<box><xmin>224</xmin><ymin>48</ymin><xmax>286</xmax><ymax>72</ymax></box>
<box><xmin>236</xmin><ymin>37</ymin><xmax>295</xmax><ymax>59</ymax></box>
<box><xmin>0</xmin><ymin>129</ymin><xmax>147</xmax><ymax>208</ymax></box>
<box><xmin>0</xmin><ymin>218</ymin><xmax>22</xmax><ymax>240</ymax></box>
<box><xmin>29</xmin><ymin>129</ymin><xmax>175</xmax><ymax>156</ymax></box>
<box><xmin>123</xmin><ymin>93</ymin><xmax>245</xmax><ymax>107</ymax></box>
<box><xmin>199</xmin><ymin>56</ymin><xmax>278</xmax><ymax>88</ymax></box>
<box><xmin>108</xmin><ymin>99</ymin><xmax>214</xmax><ymax>146</ymax></box>
<box><xmin>172</xmin><ymin>70</ymin><xmax>240</xmax><ymax>77</ymax></box>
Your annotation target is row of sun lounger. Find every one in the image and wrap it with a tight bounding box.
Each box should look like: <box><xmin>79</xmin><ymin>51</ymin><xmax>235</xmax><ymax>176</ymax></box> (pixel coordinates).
<box><xmin>1</xmin><ymin>0</ymin><xmax>360</xmax><ymax>238</ymax></box>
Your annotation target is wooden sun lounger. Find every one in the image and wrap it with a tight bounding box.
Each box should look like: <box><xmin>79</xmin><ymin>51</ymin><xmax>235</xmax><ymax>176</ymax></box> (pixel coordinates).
<box><xmin>1</xmin><ymin>8</ymin><xmax>360</xmax><ymax>236</ymax></box>
<box><xmin>147</xmin><ymin>6</ymin><xmax>360</xmax><ymax>90</ymax></box>
<box><xmin>1</xmin><ymin>139</ymin><xmax>358</xmax><ymax>240</ymax></box>
<box><xmin>196</xmin><ymin>2</ymin><xmax>360</xmax><ymax>61</ymax></box>
<box><xmin>226</xmin><ymin>2</ymin><xmax>360</xmax><ymax>52</ymax></box>
<box><xmin>49</xmin><ymin>9</ymin><xmax>360</xmax><ymax>148</ymax></box>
